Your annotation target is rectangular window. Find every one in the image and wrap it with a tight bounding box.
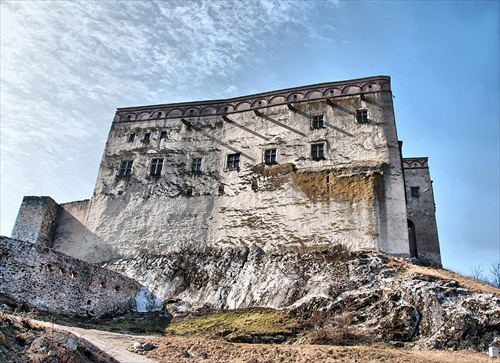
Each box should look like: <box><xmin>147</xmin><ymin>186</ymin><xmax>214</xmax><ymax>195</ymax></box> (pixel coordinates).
<box><xmin>143</xmin><ymin>132</ymin><xmax>151</xmax><ymax>142</ymax></box>
<box><xmin>118</xmin><ymin>160</ymin><xmax>133</xmax><ymax>176</ymax></box>
<box><xmin>311</xmin><ymin>143</ymin><xmax>325</xmax><ymax>160</ymax></box>
<box><xmin>227</xmin><ymin>153</ymin><xmax>240</xmax><ymax>169</ymax></box>
<box><xmin>150</xmin><ymin>159</ymin><xmax>163</xmax><ymax>176</ymax></box>
<box><xmin>191</xmin><ymin>158</ymin><xmax>202</xmax><ymax>172</ymax></box>
<box><xmin>218</xmin><ymin>184</ymin><xmax>224</xmax><ymax>195</ymax></box>
<box><xmin>356</xmin><ymin>109</ymin><xmax>368</xmax><ymax>123</ymax></box>
<box><xmin>312</xmin><ymin>114</ymin><xmax>324</xmax><ymax>129</ymax></box>
<box><xmin>160</xmin><ymin>131</ymin><xmax>167</xmax><ymax>139</ymax></box>
<box><xmin>264</xmin><ymin>149</ymin><xmax>277</xmax><ymax>165</ymax></box>
<box><xmin>127</xmin><ymin>133</ymin><xmax>135</xmax><ymax>142</ymax></box>
<box><xmin>186</xmin><ymin>187</ymin><xmax>193</xmax><ymax>197</ymax></box>
<box><xmin>411</xmin><ymin>186</ymin><xmax>420</xmax><ymax>198</ymax></box>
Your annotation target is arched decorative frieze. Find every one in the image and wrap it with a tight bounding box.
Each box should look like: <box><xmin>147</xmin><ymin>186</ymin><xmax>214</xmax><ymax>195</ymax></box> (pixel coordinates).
<box><xmin>403</xmin><ymin>158</ymin><xmax>428</xmax><ymax>169</ymax></box>
<box><xmin>343</xmin><ymin>85</ymin><xmax>361</xmax><ymax>95</ymax></box>
<box><xmin>137</xmin><ymin>112</ymin><xmax>150</xmax><ymax>120</ymax></box>
<box><xmin>113</xmin><ymin>76</ymin><xmax>392</xmax><ymax>123</ymax></box>
<box><xmin>121</xmin><ymin>113</ymin><xmax>136</xmax><ymax>121</ymax></box>
<box><xmin>166</xmin><ymin>108</ymin><xmax>184</xmax><ymax>118</ymax></box>
<box><xmin>251</xmin><ymin>99</ymin><xmax>267</xmax><ymax>108</ymax></box>
<box><xmin>217</xmin><ymin>105</ymin><xmax>233</xmax><ymax>114</ymax></box>
<box><xmin>184</xmin><ymin>107</ymin><xmax>200</xmax><ymax>117</ymax></box>
<box><xmin>361</xmin><ymin>83</ymin><xmax>380</xmax><ymax>92</ymax></box>
<box><xmin>150</xmin><ymin>110</ymin><xmax>165</xmax><ymax>119</ymax></box>
<box><xmin>287</xmin><ymin>93</ymin><xmax>304</xmax><ymax>102</ymax></box>
<box><xmin>269</xmin><ymin>95</ymin><xmax>287</xmax><ymax>105</ymax></box>
<box><xmin>381</xmin><ymin>81</ymin><xmax>391</xmax><ymax>91</ymax></box>
<box><xmin>323</xmin><ymin>88</ymin><xmax>342</xmax><ymax>97</ymax></box>
<box><xmin>305</xmin><ymin>90</ymin><xmax>322</xmax><ymax>100</ymax></box>
<box><xmin>200</xmin><ymin>106</ymin><xmax>217</xmax><ymax>115</ymax></box>
<box><xmin>235</xmin><ymin>101</ymin><xmax>251</xmax><ymax>112</ymax></box>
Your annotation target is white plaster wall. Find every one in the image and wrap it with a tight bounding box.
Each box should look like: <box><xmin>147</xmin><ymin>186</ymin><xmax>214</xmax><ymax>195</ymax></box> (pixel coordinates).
<box><xmin>61</xmin><ymin>87</ymin><xmax>409</xmax><ymax>263</ymax></box>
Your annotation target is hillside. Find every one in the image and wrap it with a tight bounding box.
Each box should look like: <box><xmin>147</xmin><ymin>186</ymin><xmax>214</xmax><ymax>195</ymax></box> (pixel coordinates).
<box><xmin>104</xmin><ymin>247</ymin><xmax>500</xmax><ymax>351</ymax></box>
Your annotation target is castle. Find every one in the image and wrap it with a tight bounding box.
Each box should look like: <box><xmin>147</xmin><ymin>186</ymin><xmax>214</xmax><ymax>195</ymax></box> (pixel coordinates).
<box><xmin>11</xmin><ymin>76</ymin><xmax>441</xmax><ymax>267</ymax></box>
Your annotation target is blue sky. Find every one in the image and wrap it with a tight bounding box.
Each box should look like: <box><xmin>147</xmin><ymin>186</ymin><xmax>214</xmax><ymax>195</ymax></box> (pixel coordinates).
<box><xmin>1</xmin><ymin>0</ymin><xmax>498</xmax><ymax>275</ymax></box>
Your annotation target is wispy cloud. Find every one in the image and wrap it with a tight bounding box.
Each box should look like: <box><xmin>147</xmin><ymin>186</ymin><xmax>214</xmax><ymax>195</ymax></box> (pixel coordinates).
<box><xmin>0</xmin><ymin>0</ymin><xmax>337</xmax><ymax>233</ymax></box>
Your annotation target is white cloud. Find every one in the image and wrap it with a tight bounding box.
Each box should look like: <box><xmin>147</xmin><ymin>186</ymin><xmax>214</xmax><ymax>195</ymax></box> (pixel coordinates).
<box><xmin>1</xmin><ymin>0</ymin><xmax>336</xmax><ymax>234</ymax></box>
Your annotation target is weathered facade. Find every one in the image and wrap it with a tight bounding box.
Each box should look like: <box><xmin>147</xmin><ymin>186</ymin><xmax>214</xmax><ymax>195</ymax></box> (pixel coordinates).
<box><xmin>11</xmin><ymin>76</ymin><xmax>441</xmax><ymax>266</ymax></box>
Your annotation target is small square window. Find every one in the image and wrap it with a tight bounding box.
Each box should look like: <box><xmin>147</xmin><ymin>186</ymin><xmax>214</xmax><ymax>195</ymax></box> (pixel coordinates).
<box><xmin>411</xmin><ymin>186</ymin><xmax>420</xmax><ymax>198</ymax></box>
<box><xmin>311</xmin><ymin>143</ymin><xmax>325</xmax><ymax>160</ymax></box>
<box><xmin>227</xmin><ymin>153</ymin><xmax>240</xmax><ymax>169</ymax></box>
<box><xmin>160</xmin><ymin>131</ymin><xmax>167</xmax><ymax>139</ymax></box>
<box><xmin>118</xmin><ymin>160</ymin><xmax>133</xmax><ymax>176</ymax></box>
<box><xmin>312</xmin><ymin>114</ymin><xmax>324</xmax><ymax>129</ymax></box>
<box><xmin>143</xmin><ymin>132</ymin><xmax>151</xmax><ymax>142</ymax></box>
<box><xmin>192</xmin><ymin>158</ymin><xmax>202</xmax><ymax>172</ymax></box>
<box><xmin>356</xmin><ymin>109</ymin><xmax>368</xmax><ymax>123</ymax></box>
<box><xmin>127</xmin><ymin>133</ymin><xmax>135</xmax><ymax>142</ymax></box>
<box><xmin>264</xmin><ymin>149</ymin><xmax>277</xmax><ymax>165</ymax></box>
<box><xmin>186</xmin><ymin>187</ymin><xmax>193</xmax><ymax>197</ymax></box>
<box><xmin>150</xmin><ymin>158</ymin><xmax>163</xmax><ymax>176</ymax></box>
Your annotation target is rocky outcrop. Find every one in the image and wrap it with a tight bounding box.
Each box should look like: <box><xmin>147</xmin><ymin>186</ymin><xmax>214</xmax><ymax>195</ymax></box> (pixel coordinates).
<box><xmin>104</xmin><ymin>246</ymin><xmax>499</xmax><ymax>350</ymax></box>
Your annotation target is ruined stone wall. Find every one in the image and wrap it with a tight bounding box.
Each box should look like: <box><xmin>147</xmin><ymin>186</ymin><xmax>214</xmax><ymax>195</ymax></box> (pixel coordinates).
<box><xmin>65</xmin><ymin>77</ymin><xmax>410</xmax><ymax>263</ymax></box>
<box><xmin>0</xmin><ymin>236</ymin><xmax>156</xmax><ymax>317</ymax></box>
<box><xmin>11</xmin><ymin>196</ymin><xmax>59</xmax><ymax>247</ymax></box>
<box><xmin>403</xmin><ymin>158</ymin><xmax>441</xmax><ymax>266</ymax></box>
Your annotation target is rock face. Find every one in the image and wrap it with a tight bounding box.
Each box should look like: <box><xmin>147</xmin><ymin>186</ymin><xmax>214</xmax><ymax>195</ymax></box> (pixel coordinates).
<box><xmin>104</xmin><ymin>247</ymin><xmax>499</xmax><ymax>350</ymax></box>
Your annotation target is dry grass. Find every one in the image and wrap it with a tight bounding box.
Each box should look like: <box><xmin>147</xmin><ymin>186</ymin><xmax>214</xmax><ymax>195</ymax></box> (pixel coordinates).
<box><xmin>146</xmin><ymin>335</ymin><xmax>494</xmax><ymax>363</ymax></box>
<box><xmin>403</xmin><ymin>263</ymin><xmax>500</xmax><ymax>295</ymax></box>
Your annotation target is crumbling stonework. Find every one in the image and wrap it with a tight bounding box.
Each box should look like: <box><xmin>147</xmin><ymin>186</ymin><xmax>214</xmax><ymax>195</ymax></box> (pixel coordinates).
<box><xmin>11</xmin><ymin>196</ymin><xmax>59</xmax><ymax>247</ymax></box>
<box><xmin>0</xmin><ymin>236</ymin><xmax>162</xmax><ymax>317</ymax></box>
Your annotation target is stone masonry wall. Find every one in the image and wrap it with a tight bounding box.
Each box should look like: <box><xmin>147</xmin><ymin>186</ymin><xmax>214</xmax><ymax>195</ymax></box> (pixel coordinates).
<box><xmin>0</xmin><ymin>236</ymin><xmax>161</xmax><ymax>317</ymax></box>
<box><xmin>11</xmin><ymin>196</ymin><xmax>59</xmax><ymax>247</ymax></box>
<box><xmin>65</xmin><ymin>77</ymin><xmax>410</xmax><ymax>264</ymax></box>
<box><xmin>403</xmin><ymin>158</ymin><xmax>441</xmax><ymax>266</ymax></box>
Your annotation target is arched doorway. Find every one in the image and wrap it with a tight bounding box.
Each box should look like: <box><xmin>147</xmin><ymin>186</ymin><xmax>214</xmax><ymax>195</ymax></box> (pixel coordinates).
<box><xmin>408</xmin><ymin>219</ymin><xmax>418</xmax><ymax>258</ymax></box>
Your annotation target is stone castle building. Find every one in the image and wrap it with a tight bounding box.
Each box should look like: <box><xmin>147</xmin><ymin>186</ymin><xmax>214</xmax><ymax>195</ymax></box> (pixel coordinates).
<box><xmin>11</xmin><ymin>76</ymin><xmax>441</xmax><ymax>266</ymax></box>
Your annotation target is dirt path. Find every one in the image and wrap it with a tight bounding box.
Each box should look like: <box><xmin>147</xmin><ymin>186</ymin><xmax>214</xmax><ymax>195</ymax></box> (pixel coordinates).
<box><xmin>32</xmin><ymin>319</ymin><xmax>161</xmax><ymax>363</ymax></box>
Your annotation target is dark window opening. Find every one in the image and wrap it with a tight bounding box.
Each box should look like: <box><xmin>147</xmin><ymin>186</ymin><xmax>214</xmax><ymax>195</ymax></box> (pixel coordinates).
<box><xmin>218</xmin><ymin>185</ymin><xmax>225</xmax><ymax>195</ymax></box>
<box><xmin>127</xmin><ymin>133</ymin><xmax>135</xmax><ymax>142</ymax></box>
<box><xmin>311</xmin><ymin>143</ymin><xmax>325</xmax><ymax>160</ymax></box>
<box><xmin>157</xmin><ymin>112</ymin><xmax>162</xmax><ymax>118</ymax></box>
<box><xmin>264</xmin><ymin>149</ymin><xmax>277</xmax><ymax>165</ymax></box>
<box><xmin>160</xmin><ymin>131</ymin><xmax>167</xmax><ymax>139</ymax></box>
<box><xmin>127</xmin><ymin>115</ymin><xmax>132</xmax><ymax>120</ymax></box>
<box><xmin>143</xmin><ymin>132</ymin><xmax>151</xmax><ymax>142</ymax></box>
<box><xmin>118</xmin><ymin>160</ymin><xmax>133</xmax><ymax>176</ymax></box>
<box><xmin>191</xmin><ymin>158</ymin><xmax>202</xmax><ymax>172</ymax></box>
<box><xmin>411</xmin><ymin>186</ymin><xmax>420</xmax><ymax>198</ymax></box>
<box><xmin>227</xmin><ymin>153</ymin><xmax>240</xmax><ymax>169</ymax></box>
<box><xmin>114</xmin><ymin>285</ymin><xmax>121</xmax><ymax>292</ymax></box>
<box><xmin>186</xmin><ymin>187</ymin><xmax>193</xmax><ymax>197</ymax></box>
<box><xmin>59</xmin><ymin>268</ymin><xmax>65</xmax><ymax>276</ymax></box>
<box><xmin>326</xmin><ymin>175</ymin><xmax>330</xmax><ymax>184</ymax></box>
<box><xmin>87</xmin><ymin>300</ymin><xmax>91</xmax><ymax>305</ymax></box>
<box><xmin>356</xmin><ymin>109</ymin><xmax>368</xmax><ymax>123</ymax></box>
<box><xmin>312</xmin><ymin>114</ymin><xmax>324</xmax><ymax>129</ymax></box>
<box><xmin>150</xmin><ymin>159</ymin><xmax>164</xmax><ymax>176</ymax></box>
<box><xmin>100</xmin><ymin>281</ymin><xmax>106</xmax><ymax>288</ymax></box>
<box><xmin>251</xmin><ymin>180</ymin><xmax>258</xmax><ymax>191</ymax></box>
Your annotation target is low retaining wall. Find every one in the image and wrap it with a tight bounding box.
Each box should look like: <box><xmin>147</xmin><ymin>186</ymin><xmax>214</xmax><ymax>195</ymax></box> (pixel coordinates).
<box><xmin>0</xmin><ymin>236</ymin><xmax>162</xmax><ymax>317</ymax></box>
